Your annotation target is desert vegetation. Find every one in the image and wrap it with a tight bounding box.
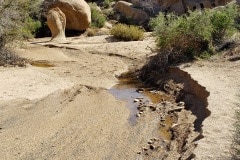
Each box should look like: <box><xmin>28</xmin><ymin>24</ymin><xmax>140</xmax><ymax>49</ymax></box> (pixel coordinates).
<box><xmin>110</xmin><ymin>23</ymin><xmax>144</xmax><ymax>41</ymax></box>
<box><xmin>0</xmin><ymin>0</ymin><xmax>41</xmax><ymax>66</ymax></box>
<box><xmin>149</xmin><ymin>3</ymin><xmax>239</xmax><ymax>64</ymax></box>
<box><xmin>89</xmin><ymin>2</ymin><xmax>107</xmax><ymax>28</ymax></box>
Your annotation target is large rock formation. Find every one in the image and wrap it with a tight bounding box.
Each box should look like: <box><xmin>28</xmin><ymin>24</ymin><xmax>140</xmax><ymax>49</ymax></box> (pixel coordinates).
<box><xmin>47</xmin><ymin>7</ymin><xmax>66</xmax><ymax>42</ymax></box>
<box><xmin>133</xmin><ymin>0</ymin><xmax>234</xmax><ymax>15</ymax></box>
<box><xmin>45</xmin><ymin>0</ymin><xmax>91</xmax><ymax>31</ymax></box>
<box><xmin>114</xmin><ymin>1</ymin><xmax>149</xmax><ymax>25</ymax></box>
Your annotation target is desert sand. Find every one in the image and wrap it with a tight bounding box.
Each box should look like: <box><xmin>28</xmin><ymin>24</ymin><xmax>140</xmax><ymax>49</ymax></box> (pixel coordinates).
<box><xmin>0</xmin><ymin>34</ymin><xmax>239</xmax><ymax>159</ymax></box>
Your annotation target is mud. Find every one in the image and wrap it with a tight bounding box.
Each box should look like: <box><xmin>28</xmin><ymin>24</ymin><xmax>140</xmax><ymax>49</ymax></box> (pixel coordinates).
<box><xmin>131</xmin><ymin>66</ymin><xmax>211</xmax><ymax>159</ymax></box>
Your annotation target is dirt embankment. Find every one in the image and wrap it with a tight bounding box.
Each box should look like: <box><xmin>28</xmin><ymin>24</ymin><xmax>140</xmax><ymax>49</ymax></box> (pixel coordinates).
<box><xmin>0</xmin><ymin>34</ymin><xmax>239</xmax><ymax>159</ymax></box>
<box><xmin>181</xmin><ymin>59</ymin><xmax>240</xmax><ymax>160</ymax></box>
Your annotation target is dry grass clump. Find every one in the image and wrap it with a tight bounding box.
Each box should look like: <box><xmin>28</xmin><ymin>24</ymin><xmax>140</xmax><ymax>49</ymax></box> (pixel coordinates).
<box><xmin>84</xmin><ymin>28</ymin><xmax>98</xmax><ymax>37</ymax></box>
<box><xmin>232</xmin><ymin>108</ymin><xmax>240</xmax><ymax>160</ymax></box>
<box><xmin>0</xmin><ymin>48</ymin><xmax>27</xmax><ymax>67</ymax></box>
<box><xmin>110</xmin><ymin>24</ymin><xmax>144</xmax><ymax>41</ymax></box>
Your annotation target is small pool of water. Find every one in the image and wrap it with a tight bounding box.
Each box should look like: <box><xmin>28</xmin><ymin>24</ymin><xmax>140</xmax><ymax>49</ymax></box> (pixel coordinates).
<box><xmin>30</xmin><ymin>60</ymin><xmax>55</xmax><ymax>68</ymax></box>
<box><xmin>109</xmin><ymin>72</ymin><xmax>171</xmax><ymax>125</ymax></box>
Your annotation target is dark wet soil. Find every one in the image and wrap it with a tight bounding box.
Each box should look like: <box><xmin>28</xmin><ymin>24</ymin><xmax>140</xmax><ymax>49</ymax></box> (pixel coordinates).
<box><xmin>30</xmin><ymin>60</ymin><xmax>55</xmax><ymax>67</ymax></box>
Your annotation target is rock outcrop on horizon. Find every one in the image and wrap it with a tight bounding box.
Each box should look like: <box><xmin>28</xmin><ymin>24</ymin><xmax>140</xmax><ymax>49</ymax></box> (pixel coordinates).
<box><xmin>133</xmin><ymin>0</ymin><xmax>234</xmax><ymax>15</ymax></box>
<box><xmin>47</xmin><ymin>7</ymin><xmax>66</xmax><ymax>42</ymax></box>
<box><xmin>45</xmin><ymin>0</ymin><xmax>91</xmax><ymax>31</ymax></box>
<box><xmin>114</xmin><ymin>1</ymin><xmax>149</xmax><ymax>25</ymax></box>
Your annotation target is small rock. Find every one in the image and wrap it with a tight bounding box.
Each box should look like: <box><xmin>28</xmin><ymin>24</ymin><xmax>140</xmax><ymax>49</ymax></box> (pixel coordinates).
<box><xmin>177</xmin><ymin>101</ymin><xmax>185</xmax><ymax>106</ymax></box>
<box><xmin>139</xmin><ymin>111</ymin><xmax>143</xmax><ymax>115</ymax></box>
<box><xmin>149</xmin><ymin>144</ymin><xmax>155</xmax><ymax>150</ymax></box>
<box><xmin>134</xmin><ymin>99</ymin><xmax>140</xmax><ymax>102</ymax></box>
<box><xmin>160</xmin><ymin>118</ymin><xmax>165</xmax><ymax>122</ymax></box>
<box><xmin>171</xmin><ymin>123</ymin><xmax>179</xmax><ymax>129</ymax></box>
<box><xmin>136</xmin><ymin>113</ymin><xmax>141</xmax><ymax>117</ymax></box>
<box><xmin>138</xmin><ymin>107</ymin><xmax>145</xmax><ymax>112</ymax></box>
<box><xmin>137</xmin><ymin>151</ymin><xmax>142</xmax><ymax>154</ymax></box>
<box><xmin>150</xmin><ymin>90</ymin><xmax>157</xmax><ymax>93</ymax></box>
<box><xmin>160</xmin><ymin>123</ymin><xmax>166</xmax><ymax>127</ymax></box>
<box><xmin>147</xmin><ymin>140</ymin><xmax>153</xmax><ymax>144</ymax></box>
<box><xmin>149</xmin><ymin>106</ymin><xmax>156</xmax><ymax>111</ymax></box>
<box><xmin>143</xmin><ymin>147</ymin><xmax>148</xmax><ymax>151</ymax></box>
<box><xmin>136</xmin><ymin>88</ymin><xmax>144</xmax><ymax>93</ymax></box>
<box><xmin>152</xmin><ymin>137</ymin><xmax>158</xmax><ymax>141</ymax></box>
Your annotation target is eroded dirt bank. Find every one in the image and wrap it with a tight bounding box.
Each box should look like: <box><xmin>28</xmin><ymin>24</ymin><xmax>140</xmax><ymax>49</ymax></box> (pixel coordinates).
<box><xmin>181</xmin><ymin>59</ymin><xmax>240</xmax><ymax>160</ymax></box>
<box><xmin>0</xmin><ymin>34</ymin><xmax>239</xmax><ymax>159</ymax></box>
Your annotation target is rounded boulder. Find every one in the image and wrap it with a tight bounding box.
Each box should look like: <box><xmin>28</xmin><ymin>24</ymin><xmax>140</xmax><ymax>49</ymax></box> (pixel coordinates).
<box><xmin>46</xmin><ymin>0</ymin><xmax>91</xmax><ymax>31</ymax></box>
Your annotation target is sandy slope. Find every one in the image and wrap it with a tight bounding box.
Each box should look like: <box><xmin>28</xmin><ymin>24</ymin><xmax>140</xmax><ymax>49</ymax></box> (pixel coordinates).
<box><xmin>0</xmin><ymin>34</ymin><xmax>239</xmax><ymax>159</ymax></box>
<box><xmin>0</xmin><ymin>35</ymin><xmax>157</xmax><ymax>160</ymax></box>
<box><xmin>182</xmin><ymin>59</ymin><xmax>240</xmax><ymax>159</ymax></box>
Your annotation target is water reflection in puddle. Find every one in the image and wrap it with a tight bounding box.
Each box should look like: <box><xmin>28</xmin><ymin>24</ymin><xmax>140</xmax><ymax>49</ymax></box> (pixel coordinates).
<box><xmin>30</xmin><ymin>60</ymin><xmax>55</xmax><ymax>68</ymax></box>
<box><xmin>109</xmin><ymin>87</ymin><xmax>148</xmax><ymax>125</ymax></box>
<box><xmin>109</xmin><ymin>72</ymin><xmax>171</xmax><ymax>125</ymax></box>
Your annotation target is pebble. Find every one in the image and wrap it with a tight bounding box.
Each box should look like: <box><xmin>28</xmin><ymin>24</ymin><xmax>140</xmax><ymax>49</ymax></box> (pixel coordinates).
<box><xmin>171</xmin><ymin>123</ymin><xmax>179</xmax><ymax>129</ymax></box>
<box><xmin>136</xmin><ymin>113</ymin><xmax>141</xmax><ymax>117</ymax></box>
<box><xmin>138</xmin><ymin>107</ymin><xmax>145</xmax><ymax>112</ymax></box>
<box><xmin>153</xmin><ymin>137</ymin><xmax>158</xmax><ymax>141</ymax></box>
<box><xmin>143</xmin><ymin>147</ymin><xmax>148</xmax><ymax>151</ymax></box>
<box><xmin>150</xmin><ymin>90</ymin><xmax>157</xmax><ymax>93</ymax></box>
<box><xmin>177</xmin><ymin>101</ymin><xmax>185</xmax><ymax>106</ymax></box>
<box><xmin>147</xmin><ymin>140</ymin><xmax>153</xmax><ymax>144</ymax></box>
<box><xmin>137</xmin><ymin>106</ymin><xmax>142</xmax><ymax>109</ymax></box>
<box><xmin>150</xmin><ymin>106</ymin><xmax>156</xmax><ymax>111</ymax></box>
<box><xmin>160</xmin><ymin>123</ymin><xmax>166</xmax><ymax>127</ymax></box>
<box><xmin>134</xmin><ymin>99</ymin><xmax>140</xmax><ymax>102</ymax></box>
<box><xmin>160</xmin><ymin>118</ymin><xmax>165</xmax><ymax>122</ymax></box>
<box><xmin>149</xmin><ymin>144</ymin><xmax>155</xmax><ymax>150</ymax></box>
<box><xmin>136</xmin><ymin>88</ymin><xmax>144</xmax><ymax>93</ymax></box>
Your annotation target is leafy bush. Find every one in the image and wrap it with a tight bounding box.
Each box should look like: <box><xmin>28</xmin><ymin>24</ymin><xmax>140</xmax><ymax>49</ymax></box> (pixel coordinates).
<box><xmin>0</xmin><ymin>0</ymin><xmax>41</xmax><ymax>44</ymax></box>
<box><xmin>110</xmin><ymin>24</ymin><xmax>144</xmax><ymax>41</ymax></box>
<box><xmin>149</xmin><ymin>3</ymin><xmax>239</xmax><ymax>63</ymax></box>
<box><xmin>103</xmin><ymin>0</ymin><xmax>113</xmax><ymax>8</ymax></box>
<box><xmin>89</xmin><ymin>3</ymin><xmax>106</xmax><ymax>28</ymax></box>
<box><xmin>211</xmin><ymin>5</ymin><xmax>238</xmax><ymax>43</ymax></box>
<box><xmin>0</xmin><ymin>0</ymin><xmax>41</xmax><ymax>66</ymax></box>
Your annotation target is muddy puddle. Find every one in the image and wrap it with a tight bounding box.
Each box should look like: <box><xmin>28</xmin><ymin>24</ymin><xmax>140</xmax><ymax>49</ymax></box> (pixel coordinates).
<box><xmin>30</xmin><ymin>60</ymin><xmax>55</xmax><ymax>67</ymax></box>
<box><xmin>109</xmin><ymin>72</ymin><xmax>172</xmax><ymax>125</ymax></box>
<box><xmin>109</xmin><ymin>69</ymin><xmax>210</xmax><ymax>159</ymax></box>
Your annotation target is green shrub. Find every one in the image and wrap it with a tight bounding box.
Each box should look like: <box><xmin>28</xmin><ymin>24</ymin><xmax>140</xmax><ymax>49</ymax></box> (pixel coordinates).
<box><xmin>0</xmin><ymin>0</ymin><xmax>41</xmax><ymax>45</ymax></box>
<box><xmin>89</xmin><ymin>3</ymin><xmax>106</xmax><ymax>28</ymax></box>
<box><xmin>150</xmin><ymin>3</ymin><xmax>239</xmax><ymax>63</ymax></box>
<box><xmin>110</xmin><ymin>24</ymin><xmax>144</xmax><ymax>41</ymax></box>
<box><xmin>103</xmin><ymin>0</ymin><xmax>113</xmax><ymax>8</ymax></box>
<box><xmin>0</xmin><ymin>0</ymin><xmax>41</xmax><ymax>66</ymax></box>
<box><xmin>21</xmin><ymin>17</ymin><xmax>41</xmax><ymax>39</ymax></box>
<box><xmin>211</xmin><ymin>5</ymin><xmax>238</xmax><ymax>43</ymax></box>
